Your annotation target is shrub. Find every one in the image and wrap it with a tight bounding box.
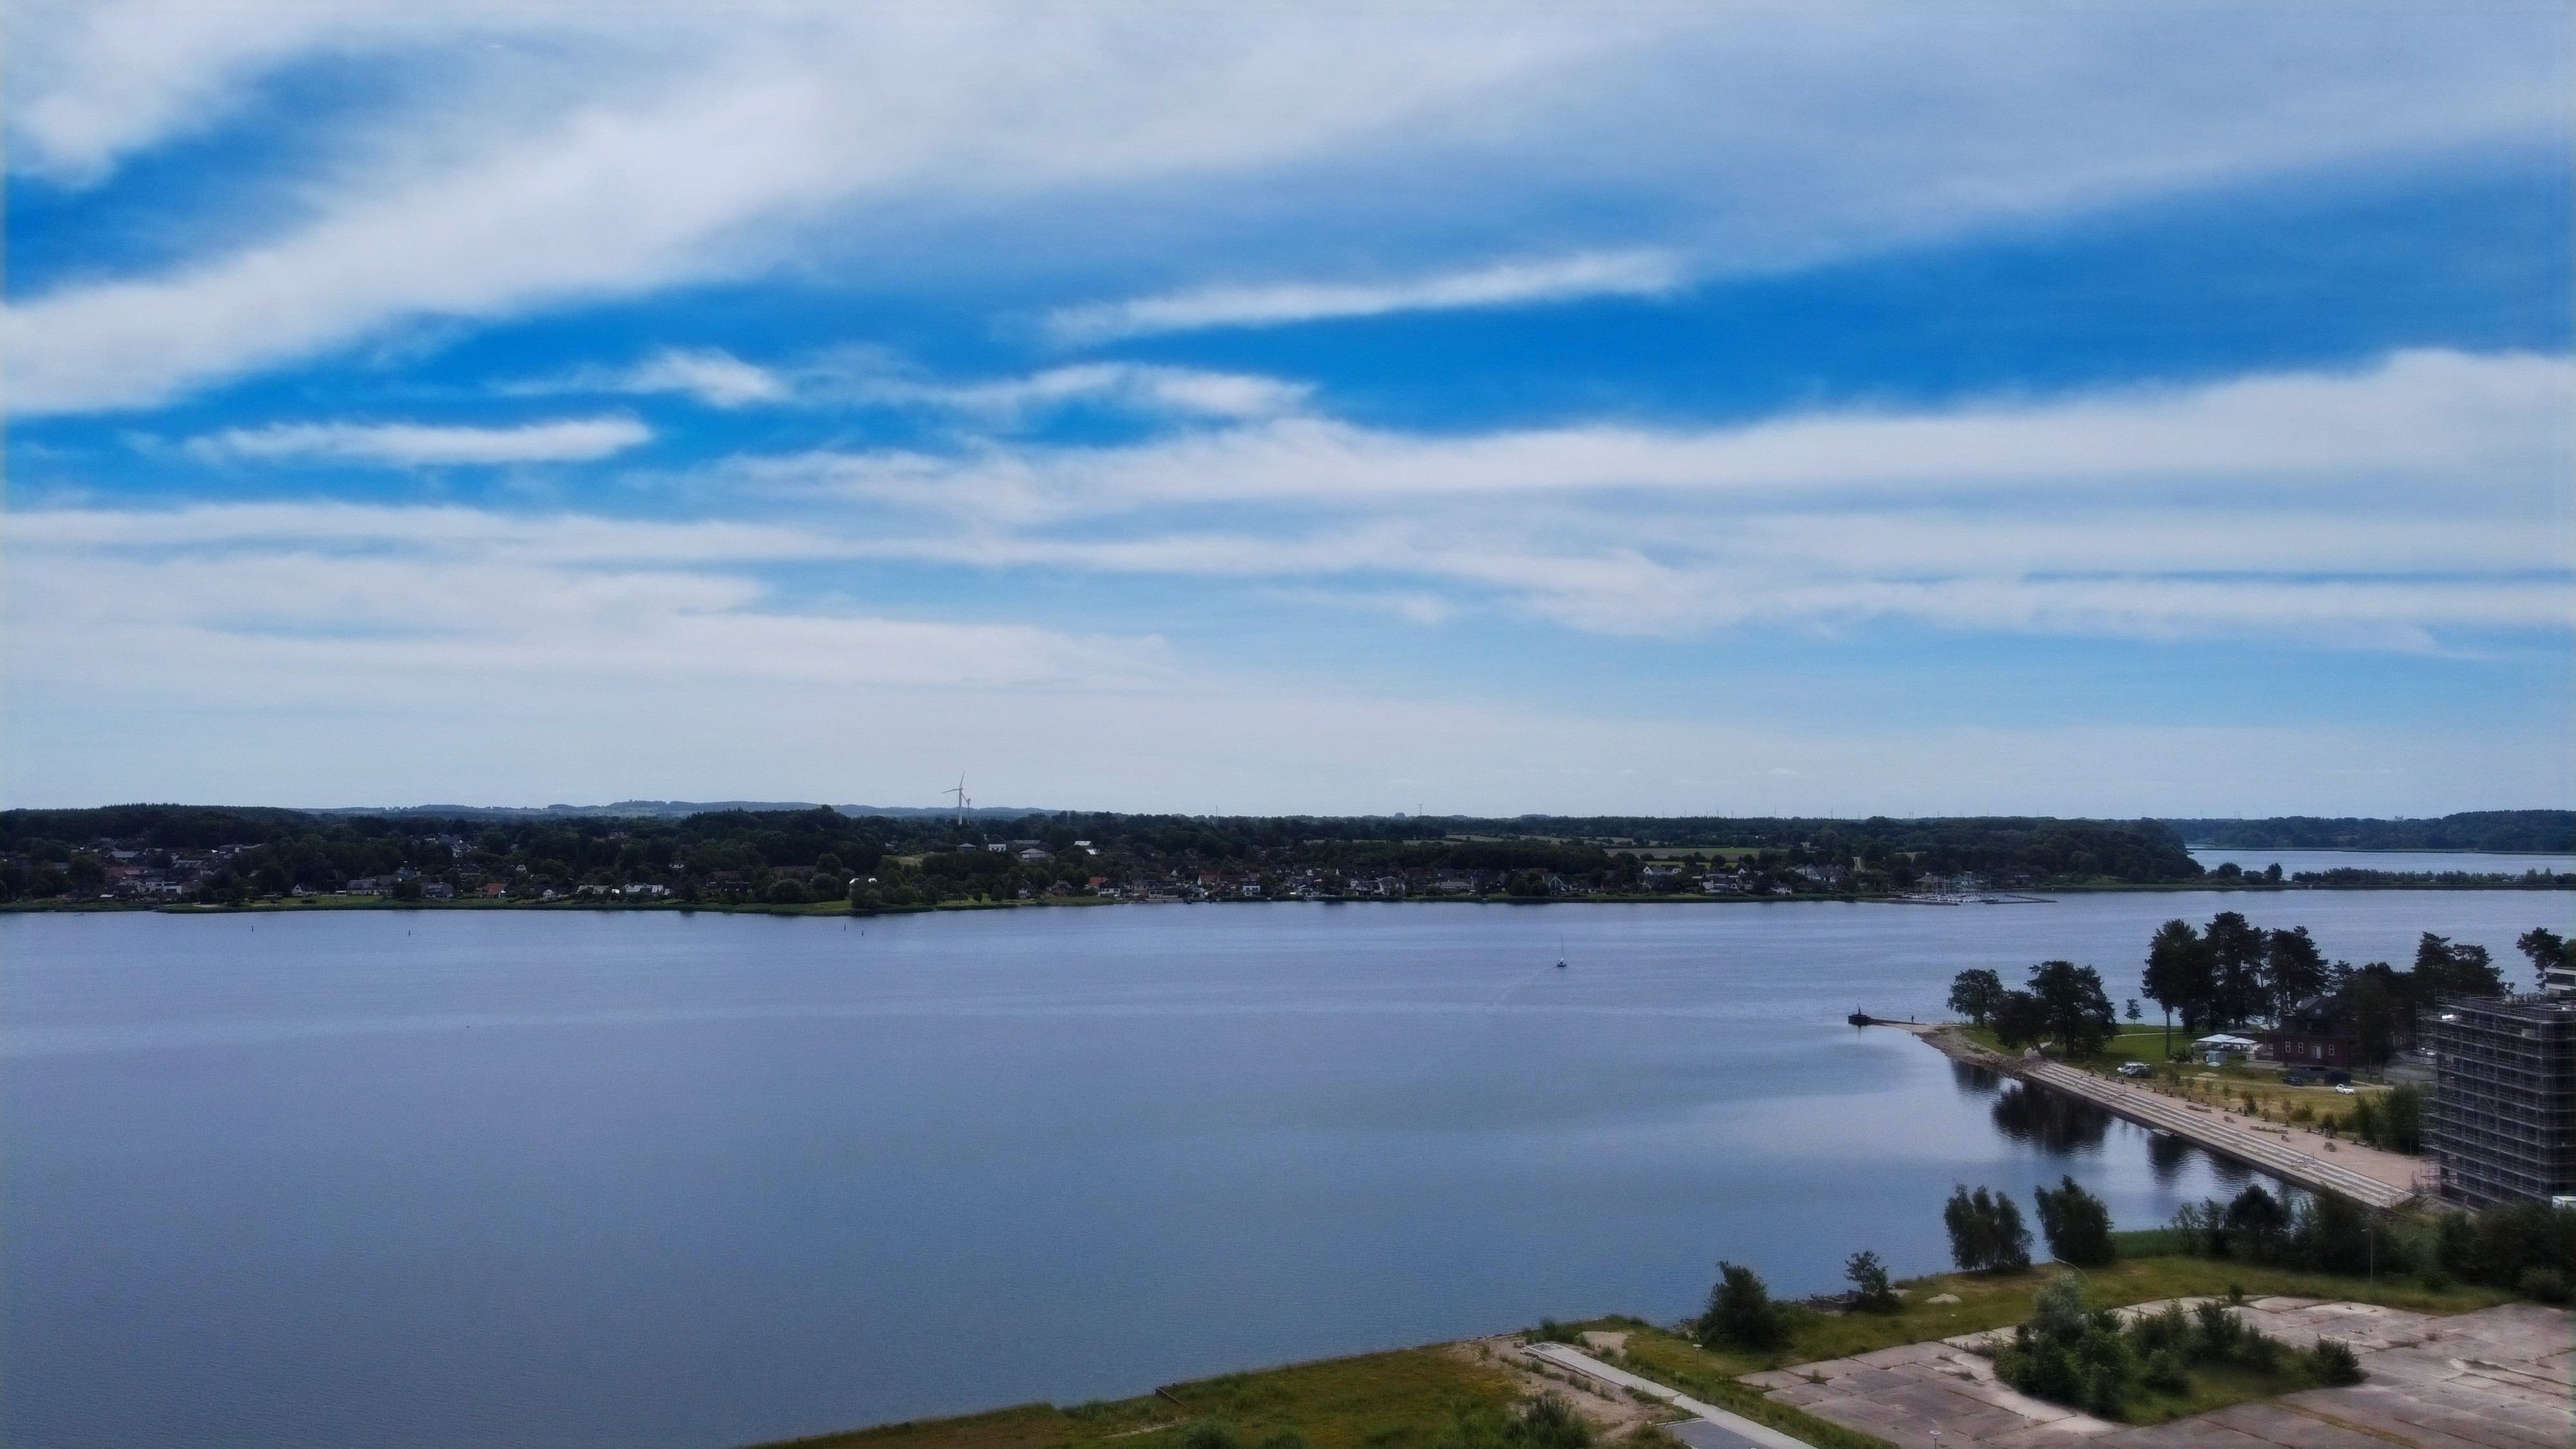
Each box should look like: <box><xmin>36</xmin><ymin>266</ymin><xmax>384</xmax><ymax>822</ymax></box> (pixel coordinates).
<box><xmin>1185</xmin><ymin>1425</ymin><xmax>1243</xmax><ymax>1449</ymax></box>
<box><xmin>2517</xmin><ymin>1267</ymin><xmax>2571</xmax><ymax>1305</ymax></box>
<box><xmin>2139</xmin><ymin>1347</ymin><xmax>2190</xmax><ymax>1396</ymax></box>
<box><xmin>2307</xmin><ymin>1340</ymin><xmax>2364</xmax><ymax>1387</ymax></box>
<box><xmin>1698</xmin><ymin>1262</ymin><xmax>1788</xmax><ymax>1351</ymax></box>
<box><xmin>1526</xmin><ymin>1318</ymin><xmax>1582</xmax><ymax>1345</ymax></box>
<box><xmin>1996</xmin><ymin>1274</ymin><xmax>2132</xmax><ymax>1416</ymax></box>
<box><xmin>2189</xmin><ymin>1301</ymin><xmax>2244</xmax><ymax>1362</ymax></box>
<box><xmin>1510</xmin><ymin>1396</ymin><xmax>1593</xmax><ymax>1449</ymax></box>
<box><xmin>2033</xmin><ymin>1176</ymin><xmax>2117</xmax><ymax>1267</ymax></box>
<box><xmin>1844</xmin><ymin>1250</ymin><xmax>1900</xmax><ymax>1313</ymax></box>
<box><xmin>2127</xmin><ymin>1302</ymin><xmax>2193</xmax><ymax>1358</ymax></box>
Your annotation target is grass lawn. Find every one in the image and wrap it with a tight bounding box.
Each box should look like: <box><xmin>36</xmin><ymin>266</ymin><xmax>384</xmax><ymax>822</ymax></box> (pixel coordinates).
<box><xmin>747</xmin><ymin>1347</ymin><xmax>1526</xmax><ymax>1449</ymax></box>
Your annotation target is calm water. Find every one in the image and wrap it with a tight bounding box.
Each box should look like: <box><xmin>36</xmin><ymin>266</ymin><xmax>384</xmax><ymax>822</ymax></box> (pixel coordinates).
<box><xmin>6</xmin><ymin>892</ymin><xmax>2570</xmax><ymax>1449</ymax></box>
<box><xmin>2188</xmin><ymin>846</ymin><xmax>2576</xmax><ymax>876</ymax></box>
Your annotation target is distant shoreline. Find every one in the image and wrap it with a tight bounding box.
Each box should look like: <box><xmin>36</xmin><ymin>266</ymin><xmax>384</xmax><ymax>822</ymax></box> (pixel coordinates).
<box><xmin>9</xmin><ymin>874</ymin><xmax>2573</xmax><ymax>918</ymax></box>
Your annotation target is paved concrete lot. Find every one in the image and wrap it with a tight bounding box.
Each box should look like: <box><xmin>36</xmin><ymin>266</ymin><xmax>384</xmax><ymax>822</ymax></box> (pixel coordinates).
<box><xmin>1742</xmin><ymin>1300</ymin><xmax>2571</xmax><ymax>1449</ymax></box>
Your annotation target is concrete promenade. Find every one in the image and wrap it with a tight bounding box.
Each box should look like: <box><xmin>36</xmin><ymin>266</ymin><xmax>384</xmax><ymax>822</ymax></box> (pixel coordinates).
<box><xmin>1893</xmin><ymin>1023</ymin><xmax>2421</xmax><ymax>1209</ymax></box>
<box><xmin>2014</xmin><ymin>1061</ymin><xmax>2416</xmax><ymax>1209</ymax></box>
<box><xmin>1520</xmin><ymin>1342</ymin><xmax>1804</xmax><ymax>1449</ymax></box>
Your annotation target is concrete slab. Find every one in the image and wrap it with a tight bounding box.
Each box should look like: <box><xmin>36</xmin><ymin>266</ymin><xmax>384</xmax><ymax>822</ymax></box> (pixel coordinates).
<box><xmin>1751</xmin><ymin>1302</ymin><xmax>2573</xmax><ymax>1449</ymax></box>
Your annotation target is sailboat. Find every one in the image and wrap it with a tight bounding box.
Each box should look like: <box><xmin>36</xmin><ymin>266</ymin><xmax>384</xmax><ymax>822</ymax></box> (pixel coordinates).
<box><xmin>1555</xmin><ymin>939</ymin><xmax>1568</xmax><ymax>969</ymax></box>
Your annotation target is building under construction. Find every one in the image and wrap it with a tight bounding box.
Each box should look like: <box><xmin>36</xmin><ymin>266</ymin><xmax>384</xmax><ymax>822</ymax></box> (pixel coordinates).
<box><xmin>2425</xmin><ymin>993</ymin><xmax>2576</xmax><ymax>1207</ymax></box>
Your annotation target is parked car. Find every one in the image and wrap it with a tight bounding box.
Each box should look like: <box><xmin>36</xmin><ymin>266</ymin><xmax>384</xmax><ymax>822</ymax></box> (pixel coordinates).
<box><xmin>2283</xmin><ymin>1071</ymin><xmax>2312</xmax><ymax>1086</ymax></box>
<box><xmin>2117</xmin><ymin>1061</ymin><xmax>2153</xmax><ymax>1078</ymax></box>
<box><xmin>2335</xmin><ymin>1083</ymin><xmax>2357</xmax><ymax>1095</ymax></box>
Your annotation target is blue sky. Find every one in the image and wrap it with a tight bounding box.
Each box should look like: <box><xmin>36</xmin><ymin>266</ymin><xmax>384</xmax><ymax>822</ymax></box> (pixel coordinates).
<box><xmin>6</xmin><ymin>3</ymin><xmax>2571</xmax><ymax>815</ymax></box>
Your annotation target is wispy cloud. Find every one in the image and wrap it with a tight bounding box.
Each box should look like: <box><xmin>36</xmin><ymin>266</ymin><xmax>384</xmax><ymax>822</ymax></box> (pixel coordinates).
<box><xmin>1043</xmin><ymin>250</ymin><xmax>1689</xmax><ymax>344</ymax></box>
<box><xmin>9</xmin><ymin>8</ymin><xmax>2561</xmax><ymax>412</ymax></box>
<box><xmin>547</xmin><ymin>348</ymin><xmax>791</xmax><ymax>408</ymax></box>
<box><xmin>185</xmin><ymin>416</ymin><xmax>651</xmax><ymax>466</ymax></box>
<box><xmin>726</xmin><ymin>349</ymin><xmax>2574</xmax><ymax>646</ymax></box>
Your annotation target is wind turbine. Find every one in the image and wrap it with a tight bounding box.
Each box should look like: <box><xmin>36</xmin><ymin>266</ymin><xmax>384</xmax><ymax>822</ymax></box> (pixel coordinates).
<box><xmin>943</xmin><ymin>773</ymin><xmax>971</xmax><ymax>824</ymax></box>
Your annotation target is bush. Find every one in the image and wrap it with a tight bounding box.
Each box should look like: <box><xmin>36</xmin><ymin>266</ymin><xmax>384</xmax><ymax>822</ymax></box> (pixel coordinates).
<box><xmin>2139</xmin><ymin>1347</ymin><xmax>2190</xmax><ymax>1396</ymax></box>
<box><xmin>1996</xmin><ymin>1274</ymin><xmax>2130</xmax><ymax>1417</ymax></box>
<box><xmin>1526</xmin><ymin>1318</ymin><xmax>1582</xmax><ymax>1345</ymax></box>
<box><xmin>1699</xmin><ymin>1262</ymin><xmax>1788</xmax><ymax>1350</ymax></box>
<box><xmin>2033</xmin><ymin>1176</ymin><xmax>2117</xmax><ymax>1267</ymax></box>
<box><xmin>1844</xmin><ymin>1250</ymin><xmax>1900</xmax><ymax>1313</ymax></box>
<box><xmin>2517</xmin><ymin>1267</ymin><xmax>2571</xmax><ymax>1305</ymax></box>
<box><xmin>2189</xmin><ymin>1301</ymin><xmax>2244</xmax><ymax>1362</ymax></box>
<box><xmin>765</xmin><ymin>878</ymin><xmax>810</xmax><ymax>904</ymax></box>
<box><xmin>1184</xmin><ymin>1425</ymin><xmax>1242</xmax><ymax>1449</ymax></box>
<box><xmin>2307</xmin><ymin>1340</ymin><xmax>2364</xmax><ymax>1387</ymax></box>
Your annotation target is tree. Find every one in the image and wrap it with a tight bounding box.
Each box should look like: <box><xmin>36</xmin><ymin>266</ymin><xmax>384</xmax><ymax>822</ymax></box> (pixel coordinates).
<box><xmin>2028</xmin><ymin>960</ymin><xmax>2117</xmax><ymax>1057</ymax></box>
<box><xmin>2414</xmin><ymin>933</ymin><xmax>2503</xmax><ymax>1000</ymax></box>
<box><xmin>1698</xmin><ymin>1261</ymin><xmax>1788</xmax><ymax>1350</ymax></box>
<box><xmin>2032</xmin><ymin>1176</ymin><xmax>2117</xmax><ymax>1267</ymax></box>
<box><xmin>1944</xmin><ymin>1185</ymin><xmax>2033</xmax><ymax>1273</ymax></box>
<box><xmin>1844</xmin><ymin>1250</ymin><xmax>1900</xmax><ymax>1313</ymax></box>
<box><xmin>2346</xmin><ymin>964</ymin><xmax>2407</xmax><ymax>1069</ymax></box>
<box><xmin>2515</xmin><ymin>927</ymin><xmax>2573</xmax><ymax>990</ymax></box>
<box><xmin>1949</xmin><ymin>969</ymin><xmax>2006</xmax><ymax>1027</ymax></box>
<box><xmin>2222</xmin><ymin>1185</ymin><xmax>2289</xmax><ymax>1263</ymax></box>
<box><xmin>2203</xmin><ymin>913</ymin><xmax>2267</xmax><ymax>1026</ymax></box>
<box><xmin>2263</xmin><ymin>927</ymin><xmax>2326</xmax><ymax>1021</ymax></box>
<box><xmin>2141</xmin><ymin>920</ymin><xmax>2213</xmax><ymax>1051</ymax></box>
<box><xmin>1993</xmin><ymin>990</ymin><xmax>2049</xmax><ymax>1050</ymax></box>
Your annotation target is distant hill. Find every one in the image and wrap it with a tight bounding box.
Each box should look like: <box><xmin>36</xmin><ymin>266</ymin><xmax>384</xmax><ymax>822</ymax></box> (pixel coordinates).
<box><xmin>2163</xmin><ymin>810</ymin><xmax>2575</xmax><ymax>853</ymax></box>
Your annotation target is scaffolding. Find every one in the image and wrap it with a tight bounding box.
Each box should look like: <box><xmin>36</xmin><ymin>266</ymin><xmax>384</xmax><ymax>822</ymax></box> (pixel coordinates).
<box><xmin>2425</xmin><ymin>994</ymin><xmax>2576</xmax><ymax>1208</ymax></box>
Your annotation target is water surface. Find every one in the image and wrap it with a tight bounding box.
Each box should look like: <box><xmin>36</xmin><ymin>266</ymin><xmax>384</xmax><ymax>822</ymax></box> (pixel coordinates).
<box><xmin>5</xmin><ymin>892</ymin><xmax>2568</xmax><ymax>1448</ymax></box>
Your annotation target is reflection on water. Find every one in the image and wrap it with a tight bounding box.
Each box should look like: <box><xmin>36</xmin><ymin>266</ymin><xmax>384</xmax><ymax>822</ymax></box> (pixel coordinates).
<box><xmin>1988</xmin><ymin>1080</ymin><xmax>2112</xmax><ymax>1151</ymax></box>
<box><xmin>1951</xmin><ymin>1060</ymin><xmax>2002</xmax><ymax>1095</ymax></box>
<box><xmin>2147</xmin><ymin>1130</ymin><xmax>2195</xmax><ymax>1185</ymax></box>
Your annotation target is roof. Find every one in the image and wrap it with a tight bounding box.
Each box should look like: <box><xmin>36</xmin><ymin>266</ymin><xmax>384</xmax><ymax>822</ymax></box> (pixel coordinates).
<box><xmin>2195</xmin><ymin>1033</ymin><xmax>2259</xmax><ymax>1048</ymax></box>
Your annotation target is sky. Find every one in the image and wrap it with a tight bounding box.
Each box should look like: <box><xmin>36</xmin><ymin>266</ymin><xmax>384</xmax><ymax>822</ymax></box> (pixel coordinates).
<box><xmin>5</xmin><ymin>2</ymin><xmax>2571</xmax><ymax>816</ymax></box>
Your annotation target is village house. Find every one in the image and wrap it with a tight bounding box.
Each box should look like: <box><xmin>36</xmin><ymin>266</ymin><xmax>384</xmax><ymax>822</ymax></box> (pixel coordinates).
<box><xmin>2264</xmin><ymin>992</ymin><xmax>2359</xmax><ymax>1070</ymax></box>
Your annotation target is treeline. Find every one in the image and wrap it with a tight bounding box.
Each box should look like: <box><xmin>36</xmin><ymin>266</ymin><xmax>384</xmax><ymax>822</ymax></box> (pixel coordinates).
<box><xmin>2</xmin><ymin>804</ymin><xmax>2211</xmax><ymax>905</ymax></box>
<box><xmin>2166</xmin><ymin>810</ymin><xmax>2575</xmax><ymax>853</ymax></box>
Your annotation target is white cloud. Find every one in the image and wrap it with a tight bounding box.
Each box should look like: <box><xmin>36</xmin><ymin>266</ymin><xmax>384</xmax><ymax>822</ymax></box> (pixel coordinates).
<box><xmin>591</xmin><ymin>348</ymin><xmax>789</xmax><ymax>407</ymax></box>
<box><xmin>850</xmin><ymin>363</ymin><xmax>1310</xmax><ymax>421</ymax></box>
<box><xmin>721</xmin><ymin>348</ymin><xmax>2574</xmax><ymax>645</ymax></box>
<box><xmin>1043</xmin><ymin>250</ymin><xmax>1688</xmax><ymax>343</ymax></box>
<box><xmin>186</xmin><ymin>416</ymin><xmax>651</xmax><ymax>466</ymax></box>
<box><xmin>8</xmin><ymin>5</ymin><xmax>2562</xmax><ymax>412</ymax></box>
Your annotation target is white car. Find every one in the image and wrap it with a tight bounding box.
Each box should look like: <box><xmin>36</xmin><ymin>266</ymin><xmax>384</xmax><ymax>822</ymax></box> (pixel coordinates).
<box><xmin>2117</xmin><ymin>1061</ymin><xmax>2154</xmax><ymax>1078</ymax></box>
<box><xmin>2334</xmin><ymin>1083</ymin><xmax>2357</xmax><ymax>1095</ymax></box>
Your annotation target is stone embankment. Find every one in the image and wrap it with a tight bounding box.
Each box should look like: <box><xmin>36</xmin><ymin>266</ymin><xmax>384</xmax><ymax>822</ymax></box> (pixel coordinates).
<box><xmin>1895</xmin><ymin>1023</ymin><xmax>2421</xmax><ymax>1209</ymax></box>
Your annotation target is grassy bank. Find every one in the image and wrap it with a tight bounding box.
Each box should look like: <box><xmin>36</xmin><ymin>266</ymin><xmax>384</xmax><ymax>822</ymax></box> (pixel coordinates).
<box><xmin>746</xmin><ymin>1346</ymin><xmax>1524</xmax><ymax>1449</ymax></box>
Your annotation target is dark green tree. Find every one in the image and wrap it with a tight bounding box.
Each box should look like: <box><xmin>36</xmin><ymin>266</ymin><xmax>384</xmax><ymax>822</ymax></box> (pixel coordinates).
<box><xmin>2203</xmin><ymin>913</ymin><xmax>2267</xmax><ymax>1025</ymax></box>
<box><xmin>2514</xmin><ymin>927</ymin><xmax>2572</xmax><ymax>990</ymax></box>
<box><xmin>1698</xmin><ymin>1260</ymin><xmax>1788</xmax><ymax>1350</ymax></box>
<box><xmin>2263</xmin><ymin>927</ymin><xmax>2327</xmax><ymax>1021</ymax></box>
<box><xmin>1948</xmin><ymin>968</ymin><xmax>2006</xmax><ymax>1027</ymax></box>
<box><xmin>1944</xmin><ymin>1185</ymin><xmax>2032</xmax><ymax>1272</ymax></box>
<box><xmin>1844</xmin><ymin>1249</ymin><xmax>1900</xmax><ymax>1313</ymax></box>
<box><xmin>2141</xmin><ymin>919</ymin><xmax>2212</xmax><ymax>1050</ymax></box>
<box><xmin>1993</xmin><ymin>990</ymin><xmax>2048</xmax><ymax>1050</ymax></box>
<box><xmin>2414</xmin><ymin>933</ymin><xmax>2503</xmax><ymax>999</ymax></box>
<box><xmin>2028</xmin><ymin>960</ymin><xmax>2118</xmax><ymax>1057</ymax></box>
<box><xmin>2032</xmin><ymin>1176</ymin><xmax>2117</xmax><ymax>1267</ymax></box>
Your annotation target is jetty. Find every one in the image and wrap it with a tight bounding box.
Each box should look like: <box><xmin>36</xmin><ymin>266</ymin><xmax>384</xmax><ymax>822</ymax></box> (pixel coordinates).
<box><xmin>1884</xmin><ymin>1022</ymin><xmax>2421</xmax><ymax>1209</ymax></box>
